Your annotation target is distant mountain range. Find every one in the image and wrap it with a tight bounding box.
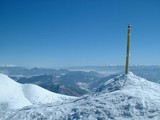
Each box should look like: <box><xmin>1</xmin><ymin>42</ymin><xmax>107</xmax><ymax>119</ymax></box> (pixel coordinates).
<box><xmin>1</xmin><ymin>66</ymin><xmax>160</xmax><ymax>97</ymax></box>
<box><xmin>67</xmin><ymin>65</ymin><xmax>160</xmax><ymax>83</ymax></box>
<box><xmin>0</xmin><ymin>66</ymin><xmax>69</xmax><ymax>77</ymax></box>
<box><xmin>17</xmin><ymin>71</ymin><xmax>104</xmax><ymax>96</ymax></box>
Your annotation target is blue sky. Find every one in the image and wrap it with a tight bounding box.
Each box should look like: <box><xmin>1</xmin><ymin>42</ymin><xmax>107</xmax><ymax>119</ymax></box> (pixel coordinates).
<box><xmin>0</xmin><ymin>0</ymin><xmax>160</xmax><ymax>67</ymax></box>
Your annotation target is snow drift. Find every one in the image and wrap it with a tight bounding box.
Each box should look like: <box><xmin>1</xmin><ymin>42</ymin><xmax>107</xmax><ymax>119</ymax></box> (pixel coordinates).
<box><xmin>0</xmin><ymin>73</ymin><xmax>74</xmax><ymax>110</ymax></box>
<box><xmin>1</xmin><ymin>72</ymin><xmax>160</xmax><ymax>120</ymax></box>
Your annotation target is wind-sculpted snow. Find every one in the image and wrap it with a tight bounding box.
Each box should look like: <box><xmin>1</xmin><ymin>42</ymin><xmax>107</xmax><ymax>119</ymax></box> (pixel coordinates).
<box><xmin>0</xmin><ymin>73</ymin><xmax>75</xmax><ymax>110</ymax></box>
<box><xmin>1</xmin><ymin>72</ymin><xmax>160</xmax><ymax>120</ymax></box>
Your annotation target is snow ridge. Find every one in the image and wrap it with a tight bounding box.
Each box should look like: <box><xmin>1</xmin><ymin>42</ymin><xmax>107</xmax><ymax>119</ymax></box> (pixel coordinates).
<box><xmin>1</xmin><ymin>72</ymin><xmax>160</xmax><ymax>120</ymax></box>
<box><xmin>0</xmin><ymin>73</ymin><xmax>75</xmax><ymax>110</ymax></box>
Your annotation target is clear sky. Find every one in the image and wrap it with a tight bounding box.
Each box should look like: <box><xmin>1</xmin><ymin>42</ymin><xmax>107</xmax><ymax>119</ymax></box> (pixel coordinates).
<box><xmin>0</xmin><ymin>0</ymin><xmax>160</xmax><ymax>67</ymax></box>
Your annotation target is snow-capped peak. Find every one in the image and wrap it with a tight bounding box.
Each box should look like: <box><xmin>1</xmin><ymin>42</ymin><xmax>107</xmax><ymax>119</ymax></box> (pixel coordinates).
<box><xmin>0</xmin><ymin>73</ymin><xmax>75</xmax><ymax>110</ymax></box>
<box><xmin>95</xmin><ymin>71</ymin><xmax>152</xmax><ymax>93</ymax></box>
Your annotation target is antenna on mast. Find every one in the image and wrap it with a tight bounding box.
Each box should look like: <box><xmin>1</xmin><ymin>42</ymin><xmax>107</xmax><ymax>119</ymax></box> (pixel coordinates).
<box><xmin>125</xmin><ymin>24</ymin><xmax>131</xmax><ymax>74</ymax></box>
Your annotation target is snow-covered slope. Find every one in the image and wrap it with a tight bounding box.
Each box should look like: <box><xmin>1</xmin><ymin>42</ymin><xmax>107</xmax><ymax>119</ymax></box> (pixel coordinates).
<box><xmin>1</xmin><ymin>72</ymin><xmax>160</xmax><ymax>120</ymax></box>
<box><xmin>0</xmin><ymin>73</ymin><xmax>74</xmax><ymax>110</ymax></box>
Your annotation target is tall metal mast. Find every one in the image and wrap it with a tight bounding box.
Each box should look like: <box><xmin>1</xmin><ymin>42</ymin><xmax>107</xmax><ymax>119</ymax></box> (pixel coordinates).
<box><xmin>125</xmin><ymin>24</ymin><xmax>131</xmax><ymax>74</ymax></box>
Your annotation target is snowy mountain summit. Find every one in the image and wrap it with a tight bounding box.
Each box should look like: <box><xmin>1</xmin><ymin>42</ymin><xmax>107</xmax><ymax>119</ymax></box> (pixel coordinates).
<box><xmin>1</xmin><ymin>72</ymin><xmax>160</xmax><ymax>120</ymax></box>
<box><xmin>0</xmin><ymin>73</ymin><xmax>74</xmax><ymax>110</ymax></box>
<box><xmin>91</xmin><ymin>72</ymin><xmax>160</xmax><ymax>119</ymax></box>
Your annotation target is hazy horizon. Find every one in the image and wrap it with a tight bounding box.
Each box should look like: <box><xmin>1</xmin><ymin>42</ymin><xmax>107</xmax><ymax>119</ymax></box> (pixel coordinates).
<box><xmin>1</xmin><ymin>64</ymin><xmax>160</xmax><ymax>69</ymax></box>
